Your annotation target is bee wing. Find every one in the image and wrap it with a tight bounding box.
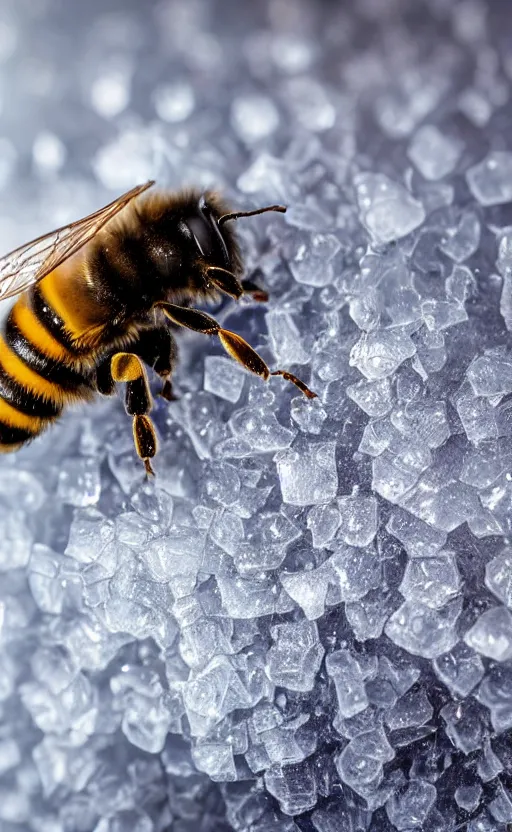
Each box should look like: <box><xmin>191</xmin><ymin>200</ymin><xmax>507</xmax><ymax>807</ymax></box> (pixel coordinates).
<box><xmin>0</xmin><ymin>180</ymin><xmax>155</xmax><ymax>302</ymax></box>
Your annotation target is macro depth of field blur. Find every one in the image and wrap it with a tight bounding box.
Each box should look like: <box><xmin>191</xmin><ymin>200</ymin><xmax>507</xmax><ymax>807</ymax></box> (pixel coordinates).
<box><xmin>0</xmin><ymin>0</ymin><xmax>511</xmax><ymax>830</ymax></box>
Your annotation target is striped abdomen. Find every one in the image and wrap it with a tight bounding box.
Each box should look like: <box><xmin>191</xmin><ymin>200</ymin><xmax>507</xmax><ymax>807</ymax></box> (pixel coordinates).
<box><xmin>0</xmin><ymin>280</ymin><xmax>96</xmax><ymax>451</ymax></box>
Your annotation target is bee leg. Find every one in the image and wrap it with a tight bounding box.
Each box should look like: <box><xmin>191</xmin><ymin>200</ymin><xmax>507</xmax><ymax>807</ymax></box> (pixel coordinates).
<box><xmin>131</xmin><ymin>326</ymin><xmax>178</xmax><ymax>402</ymax></box>
<box><xmin>241</xmin><ymin>278</ymin><xmax>269</xmax><ymax>303</ymax></box>
<box><xmin>158</xmin><ymin>302</ymin><xmax>317</xmax><ymax>399</ymax></box>
<box><xmin>111</xmin><ymin>352</ymin><xmax>158</xmax><ymax>476</ymax></box>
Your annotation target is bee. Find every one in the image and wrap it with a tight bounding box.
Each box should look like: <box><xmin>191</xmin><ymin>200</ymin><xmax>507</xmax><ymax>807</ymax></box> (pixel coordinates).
<box><xmin>0</xmin><ymin>181</ymin><xmax>315</xmax><ymax>474</ymax></box>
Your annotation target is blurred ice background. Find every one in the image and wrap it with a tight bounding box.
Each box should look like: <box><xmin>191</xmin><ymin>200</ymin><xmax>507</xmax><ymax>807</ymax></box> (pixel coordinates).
<box><xmin>0</xmin><ymin>0</ymin><xmax>512</xmax><ymax>829</ymax></box>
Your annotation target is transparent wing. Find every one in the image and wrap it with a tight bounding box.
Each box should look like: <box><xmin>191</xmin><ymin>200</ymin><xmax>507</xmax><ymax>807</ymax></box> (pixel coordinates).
<box><xmin>0</xmin><ymin>180</ymin><xmax>155</xmax><ymax>302</ymax></box>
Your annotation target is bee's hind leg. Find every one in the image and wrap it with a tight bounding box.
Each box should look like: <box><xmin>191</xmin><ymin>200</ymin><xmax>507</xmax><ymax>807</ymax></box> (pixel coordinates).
<box><xmin>110</xmin><ymin>352</ymin><xmax>158</xmax><ymax>476</ymax></box>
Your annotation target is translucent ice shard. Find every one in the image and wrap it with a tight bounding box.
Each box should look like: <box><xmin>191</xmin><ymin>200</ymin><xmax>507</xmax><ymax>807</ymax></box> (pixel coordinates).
<box><xmin>337</xmin><ymin>492</ymin><xmax>378</xmax><ymax>547</ymax></box>
<box><xmin>289</xmin><ymin>233</ymin><xmax>341</xmax><ymax>288</ymax></box>
<box><xmin>440</xmin><ymin>210</ymin><xmax>481</xmax><ymax>263</ymax></box>
<box><xmin>326</xmin><ymin>650</ymin><xmax>368</xmax><ymax>719</ymax></box>
<box><xmin>385</xmin><ymin>599</ymin><xmax>462</xmax><ymax>658</ymax></box>
<box><xmin>385</xmin><ymin>780</ymin><xmax>437</xmax><ymax>830</ymax></box>
<box><xmin>346</xmin><ymin>377</ymin><xmax>393</xmax><ymax>418</ymax></box>
<box><xmin>276</xmin><ymin>441</ymin><xmax>338</xmax><ymax>506</ymax></box>
<box><xmin>407</xmin><ymin>125</ymin><xmax>463</xmax><ymax>181</ymax></box>
<box><xmin>280</xmin><ymin>562</ymin><xmax>334</xmax><ymax>620</ymax></box>
<box><xmin>204</xmin><ymin>355</ymin><xmax>246</xmax><ymax>403</ymax></box>
<box><xmin>467</xmin><ymin>347</ymin><xmax>512</xmax><ymax>397</ymax></box>
<box><xmin>350</xmin><ymin>328</ymin><xmax>416</xmax><ymax>381</ymax></box>
<box><xmin>264</xmin><ymin>760</ymin><xmax>317</xmax><ymax>816</ymax></box>
<box><xmin>485</xmin><ymin>547</ymin><xmax>512</xmax><ymax>607</ymax></box>
<box><xmin>467</xmin><ymin>151</ymin><xmax>512</xmax><ymax>205</ymax></box>
<box><xmin>267</xmin><ymin>620</ymin><xmax>324</xmax><ymax>692</ymax></box>
<box><xmin>464</xmin><ymin>606</ymin><xmax>512</xmax><ymax>661</ymax></box>
<box><xmin>266</xmin><ymin>309</ymin><xmax>310</xmax><ymax>365</ymax></box>
<box><xmin>399</xmin><ymin>551</ymin><xmax>461</xmax><ymax>609</ymax></box>
<box><xmin>433</xmin><ymin>642</ymin><xmax>485</xmax><ymax>697</ymax></box>
<box><xmin>354</xmin><ymin>173</ymin><xmax>425</xmax><ymax>244</ymax></box>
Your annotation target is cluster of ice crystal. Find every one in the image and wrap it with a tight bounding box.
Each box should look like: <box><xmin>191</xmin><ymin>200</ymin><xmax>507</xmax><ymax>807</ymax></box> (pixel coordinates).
<box><xmin>0</xmin><ymin>0</ymin><xmax>512</xmax><ymax>829</ymax></box>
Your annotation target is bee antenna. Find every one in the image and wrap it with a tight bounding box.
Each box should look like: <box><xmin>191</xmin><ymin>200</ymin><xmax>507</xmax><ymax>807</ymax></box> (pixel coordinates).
<box><xmin>218</xmin><ymin>204</ymin><xmax>287</xmax><ymax>227</ymax></box>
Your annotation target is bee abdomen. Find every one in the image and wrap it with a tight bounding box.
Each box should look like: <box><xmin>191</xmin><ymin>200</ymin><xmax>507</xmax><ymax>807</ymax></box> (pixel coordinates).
<box><xmin>0</xmin><ymin>294</ymin><xmax>96</xmax><ymax>451</ymax></box>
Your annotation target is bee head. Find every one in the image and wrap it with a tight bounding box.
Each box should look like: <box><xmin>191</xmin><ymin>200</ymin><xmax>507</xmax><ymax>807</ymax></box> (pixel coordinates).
<box><xmin>184</xmin><ymin>193</ymin><xmax>286</xmax><ymax>300</ymax></box>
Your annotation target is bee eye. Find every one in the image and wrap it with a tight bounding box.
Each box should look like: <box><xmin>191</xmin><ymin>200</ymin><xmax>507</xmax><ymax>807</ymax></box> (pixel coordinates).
<box><xmin>187</xmin><ymin>216</ymin><xmax>212</xmax><ymax>257</ymax></box>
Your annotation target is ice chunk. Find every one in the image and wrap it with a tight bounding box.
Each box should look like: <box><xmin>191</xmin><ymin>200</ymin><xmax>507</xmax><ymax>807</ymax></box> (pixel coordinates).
<box><xmin>230</xmin><ymin>406</ymin><xmax>296</xmax><ymax>453</ymax></box>
<box><xmin>307</xmin><ymin>503</ymin><xmax>341</xmax><ymax>548</ymax></box>
<box><xmin>489</xmin><ymin>783</ymin><xmax>512</xmax><ymax>824</ymax></box>
<box><xmin>421</xmin><ymin>298</ymin><xmax>468</xmax><ymax>331</ymax></box>
<box><xmin>266</xmin><ymin>309</ymin><xmax>310</xmax><ymax>365</ymax></box>
<box><xmin>445</xmin><ymin>264</ymin><xmax>477</xmax><ymax>302</ymax></box>
<box><xmin>0</xmin><ymin>511</ymin><xmax>32</xmax><ymax>571</ymax></box>
<box><xmin>387</xmin><ymin>508</ymin><xmax>447</xmax><ymax>558</ymax></box>
<box><xmin>372</xmin><ymin>444</ymin><xmax>430</xmax><ymax>504</ymax></box>
<box><xmin>93</xmin><ymin>810</ymin><xmax>154</xmax><ymax>832</ymax></box>
<box><xmin>235</xmin><ymin>511</ymin><xmax>301</xmax><ymax>574</ymax></box>
<box><xmin>408</xmin><ymin>125</ymin><xmax>462</xmax><ymax>180</ymax></box>
<box><xmin>386</xmin><ymin>780</ymin><xmax>437</xmax><ymax>829</ymax></box>
<box><xmin>336</xmin><ymin>727</ymin><xmax>394</xmax><ymax>797</ymax></box>
<box><xmin>276</xmin><ymin>441</ymin><xmax>338</xmax><ymax>506</ymax></box>
<box><xmin>355</xmin><ymin>173</ymin><xmax>425</xmax><ymax>243</ymax></box>
<box><xmin>385</xmin><ymin>688</ymin><xmax>433</xmax><ymax>731</ymax></box>
<box><xmin>453</xmin><ymin>380</ymin><xmax>498</xmax><ymax>444</ymax></box>
<box><xmin>485</xmin><ymin>548</ymin><xmax>512</xmax><ymax>607</ymax></box>
<box><xmin>466</xmin><ymin>151</ymin><xmax>512</xmax><ymax>205</ymax></box>
<box><xmin>111</xmin><ymin>667</ymin><xmax>171</xmax><ymax>753</ymax></box>
<box><xmin>350</xmin><ymin>329</ymin><xmax>416</xmax><ymax>381</ymax></box>
<box><xmin>337</xmin><ymin>492</ymin><xmax>378</xmax><ymax>547</ymax></box>
<box><xmin>440</xmin><ymin>210</ymin><xmax>480</xmax><ymax>263</ymax></box>
<box><xmin>345</xmin><ymin>589</ymin><xmax>396</xmax><ymax>640</ymax></box>
<box><xmin>476</xmin><ymin>736</ymin><xmax>504</xmax><ymax>781</ymax></box>
<box><xmin>400</xmin><ymin>474</ymin><xmax>480</xmax><ymax>533</ymax></box>
<box><xmin>153</xmin><ymin>81</ymin><xmax>195</xmax><ymax>122</ymax></box>
<box><xmin>346</xmin><ymin>377</ymin><xmax>393</xmax><ymax>418</ymax></box>
<box><xmin>385</xmin><ymin>599</ymin><xmax>461</xmax><ymax>658</ymax></box>
<box><xmin>455</xmin><ymin>785</ymin><xmax>482</xmax><ymax>813</ymax></box>
<box><xmin>264</xmin><ymin>761</ymin><xmax>317</xmax><ymax>816</ymax></box>
<box><xmin>57</xmin><ymin>457</ymin><xmax>101</xmax><ymax>507</ymax></box>
<box><xmin>460</xmin><ymin>442</ymin><xmax>504</xmax><ymax>489</ymax></box>
<box><xmin>65</xmin><ymin>508</ymin><xmax>115</xmax><ymax>564</ymax></box>
<box><xmin>464</xmin><ymin>606</ymin><xmax>512</xmax><ymax>661</ymax></box>
<box><xmin>31</xmin><ymin>645</ymin><xmax>78</xmax><ymax>695</ymax></box>
<box><xmin>290</xmin><ymin>396</ymin><xmax>327</xmax><ymax>434</ymax></box>
<box><xmin>289</xmin><ymin>233</ymin><xmax>341</xmax><ymax>287</ymax></box>
<box><xmin>441</xmin><ymin>699</ymin><xmax>485</xmax><ymax>753</ymax></box>
<box><xmin>28</xmin><ymin>544</ymin><xmax>78</xmax><ymax>614</ymax></box>
<box><xmin>183</xmin><ymin>655</ymin><xmax>257</xmax><ymax>733</ymax></box>
<box><xmin>390</xmin><ymin>401</ymin><xmax>450</xmax><ymax>449</ymax></box>
<box><xmin>217</xmin><ymin>572</ymin><xmax>283</xmax><ymax>618</ymax></box>
<box><xmin>330</xmin><ymin>542</ymin><xmax>381</xmax><ymax>602</ymax></box>
<box><xmin>280</xmin><ymin>563</ymin><xmax>334</xmax><ymax>620</ymax></box>
<box><xmin>284</xmin><ymin>77</ymin><xmax>335</xmax><ymax>132</ymax></box>
<box><xmin>204</xmin><ymin>355</ymin><xmax>246</xmax><ymax>403</ymax></box>
<box><xmin>326</xmin><ymin>650</ymin><xmax>368</xmax><ymax>719</ymax></box>
<box><xmin>237</xmin><ymin>152</ymin><xmax>298</xmax><ymax>201</ymax></box>
<box><xmin>467</xmin><ymin>347</ymin><xmax>512</xmax><ymax>397</ymax></box>
<box><xmin>399</xmin><ymin>552</ymin><xmax>461</xmax><ymax>609</ymax></box>
<box><xmin>267</xmin><ymin>620</ymin><xmax>324</xmax><ymax>692</ymax></box>
<box><xmin>433</xmin><ymin>642</ymin><xmax>485</xmax><ymax>697</ymax></box>
<box><xmin>192</xmin><ymin>741</ymin><xmax>236</xmax><ymax>781</ymax></box>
